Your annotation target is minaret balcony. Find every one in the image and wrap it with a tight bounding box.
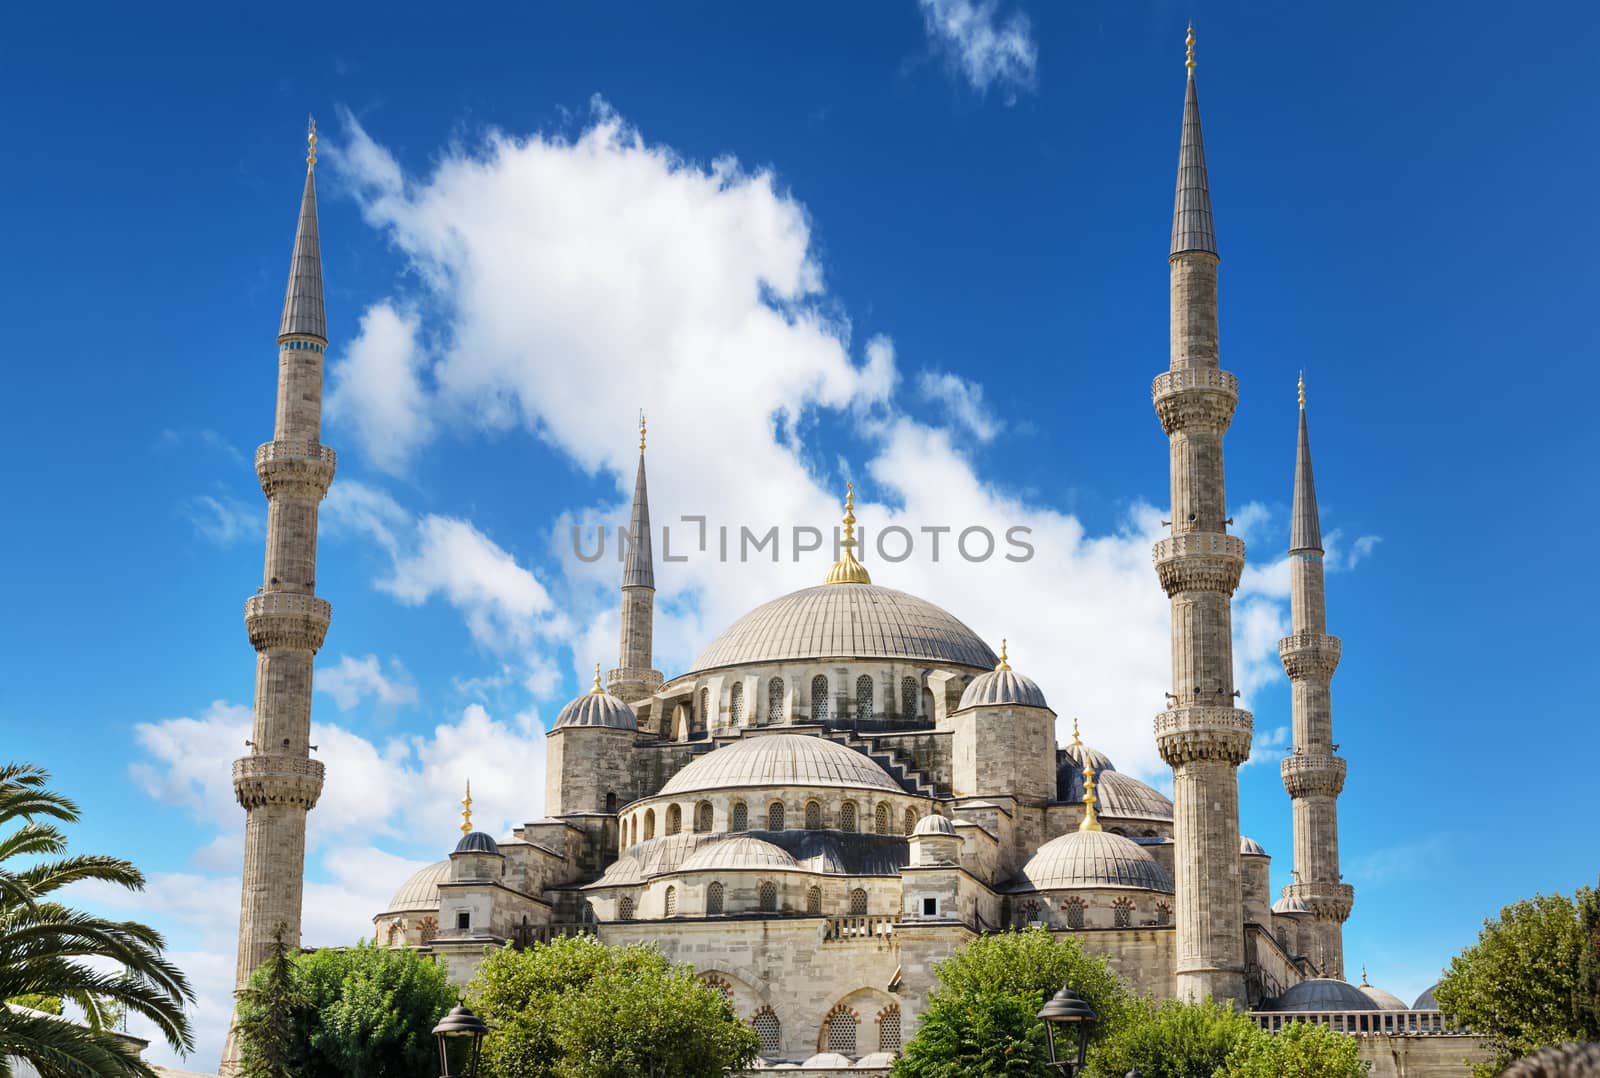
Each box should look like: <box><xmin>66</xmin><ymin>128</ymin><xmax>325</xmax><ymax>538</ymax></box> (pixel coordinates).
<box><xmin>255</xmin><ymin>440</ymin><xmax>337</xmax><ymax>500</ymax></box>
<box><xmin>232</xmin><ymin>754</ymin><xmax>325</xmax><ymax>811</ymax></box>
<box><xmin>1153</xmin><ymin>533</ymin><xmax>1245</xmax><ymax>596</ymax></box>
<box><xmin>1283</xmin><ymin>880</ymin><xmax>1355</xmax><ymax>923</ymax></box>
<box><xmin>244</xmin><ymin>592</ymin><xmax>332</xmax><ymax>652</ymax></box>
<box><xmin>1155</xmin><ymin>706</ymin><xmax>1253</xmax><ymax>765</ymax></box>
<box><xmin>1280</xmin><ymin>752</ymin><xmax>1346</xmax><ymax>798</ymax></box>
<box><xmin>1152</xmin><ymin>368</ymin><xmax>1238</xmax><ymax>435</ymax></box>
<box><xmin>1278</xmin><ymin>633</ymin><xmax>1341</xmax><ymax>680</ymax></box>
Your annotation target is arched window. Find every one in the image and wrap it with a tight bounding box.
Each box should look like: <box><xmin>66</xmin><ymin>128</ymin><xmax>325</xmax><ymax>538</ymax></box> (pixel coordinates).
<box><xmin>753</xmin><ymin>1007</ymin><xmax>782</xmax><ymax>1055</ymax></box>
<box><xmin>823</xmin><ymin>1005</ymin><xmax>858</xmax><ymax>1056</ymax></box>
<box><xmin>605</xmin><ymin>791</ymin><xmax>617</xmax><ymax>814</ymax></box>
<box><xmin>901</xmin><ymin>676</ymin><xmax>918</xmax><ymax>719</ymax></box>
<box><xmin>758</xmin><ymin>881</ymin><xmax>778</xmax><ymax>912</ymax></box>
<box><xmin>805</xmin><ymin>800</ymin><xmax>822</xmax><ymax>830</ymax></box>
<box><xmin>1113</xmin><ymin>897</ymin><xmax>1134</xmax><ymax>928</ymax></box>
<box><xmin>878</xmin><ymin>1004</ymin><xmax>902</xmax><ymax>1052</ymax></box>
<box><xmin>666</xmin><ymin>804</ymin><xmax>682</xmax><ymax>835</ymax></box>
<box><xmin>695</xmin><ymin>801</ymin><xmax>713</xmax><ymax>833</ymax></box>
<box><xmin>904</xmin><ymin>808</ymin><xmax>918</xmax><ymax>836</ymax></box>
<box><xmin>1155</xmin><ymin>902</ymin><xmax>1172</xmax><ymax>926</ymax></box>
<box><xmin>729</xmin><ymin>682</ymin><xmax>744</xmax><ymax>726</ymax></box>
<box><xmin>706</xmin><ymin>882</ymin><xmax>724</xmax><ymax>915</ymax></box>
<box><xmin>1064</xmin><ymin>897</ymin><xmax>1086</xmax><ymax>930</ymax></box>
<box><xmin>418</xmin><ymin>917</ymin><xmax>437</xmax><ymax>945</ymax></box>
<box><xmin>700</xmin><ymin>688</ymin><xmax>711</xmax><ymax>727</ymax></box>
<box><xmin>731</xmin><ymin>802</ymin><xmax>748</xmax><ymax>832</ymax></box>
<box><xmin>385</xmin><ymin>922</ymin><xmax>401</xmax><ymax>946</ymax></box>
<box><xmin>849</xmin><ymin>888</ymin><xmax>868</xmax><ymax>915</ymax></box>
<box><xmin>768</xmin><ymin>801</ymin><xmax>785</xmax><ymax>831</ymax></box>
<box><xmin>840</xmin><ymin>801</ymin><xmax>858</xmax><ymax>833</ymax></box>
<box><xmin>768</xmin><ymin>677</ymin><xmax>785</xmax><ymax>724</ymax></box>
<box><xmin>618</xmin><ymin>896</ymin><xmax>635</xmax><ymax>921</ymax></box>
<box><xmin>856</xmin><ymin>674</ymin><xmax>874</xmax><ymax>720</ymax></box>
<box><xmin>811</xmin><ymin>675</ymin><xmax>829</xmax><ymax>721</ymax></box>
<box><xmin>806</xmin><ymin>886</ymin><xmax>822</xmax><ymax>914</ymax></box>
<box><xmin>664</xmin><ymin>886</ymin><xmax>677</xmax><ymax>917</ymax></box>
<box><xmin>644</xmin><ymin>808</ymin><xmax>656</xmax><ymax>840</ymax></box>
<box><xmin>874</xmin><ymin>803</ymin><xmax>890</xmax><ymax>834</ymax></box>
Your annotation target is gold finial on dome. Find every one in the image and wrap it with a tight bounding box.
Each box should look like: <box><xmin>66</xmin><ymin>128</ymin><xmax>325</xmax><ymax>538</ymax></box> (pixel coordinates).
<box><xmin>823</xmin><ymin>482</ymin><xmax>872</xmax><ymax>586</ymax></box>
<box><xmin>1185</xmin><ymin>23</ymin><xmax>1195</xmax><ymax>72</ymax></box>
<box><xmin>1071</xmin><ymin>717</ymin><xmax>1082</xmax><ymax>746</ymax></box>
<box><xmin>1079</xmin><ymin>761</ymin><xmax>1102</xmax><ymax>832</ymax></box>
<box><xmin>996</xmin><ymin>640</ymin><xmax>1010</xmax><ymax>672</ymax></box>
<box><xmin>1360</xmin><ymin>964</ymin><xmax>1370</xmax><ymax>987</ymax></box>
<box><xmin>590</xmin><ymin>662</ymin><xmax>605</xmax><ymax>694</ymax></box>
<box><xmin>460</xmin><ymin>779</ymin><xmax>473</xmax><ymax>835</ymax></box>
<box><xmin>307</xmin><ymin>115</ymin><xmax>318</xmax><ymax>170</ymax></box>
<box><xmin>639</xmin><ymin>409</ymin><xmax>646</xmax><ymax>452</ymax></box>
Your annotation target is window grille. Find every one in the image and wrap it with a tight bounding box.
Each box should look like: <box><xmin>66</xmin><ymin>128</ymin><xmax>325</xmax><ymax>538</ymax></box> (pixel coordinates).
<box><xmin>811</xmin><ymin>675</ymin><xmax>829</xmax><ymax>721</ymax></box>
<box><xmin>695</xmin><ymin>802</ymin><xmax>713</xmax><ymax>833</ymax></box>
<box><xmin>768</xmin><ymin>677</ymin><xmax>785</xmax><ymax>723</ymax></box>
<box><xmin>1113</xmin><ymin>898</ymin><xmax>1134</xmax><ymax>928</ymax></box>
<box><xmin>666</xmin><ymin>805</ymin><xmax>682</xmax><ymax>835</ymax></box>
<box><xmin>418</xmin><ymin>917</ymin><xmax>436</xmax><ymax>944</ymax></box>
<box><xmin>758</xmin><ymin>881</ymin><xmax>777</xmax><ymax>912</ymax></box>
<box><xmin>618</xmin><ymin>896</ymin><xmax>634</xmax><ymax>921</ymax></box>
<box><xmin>706</xmin><ymin>882</ymin><xmax>724</xmax><ymax>915</ymax></box>
<box><xmin>768</xmin><ymin>801</ymin><xmax>785</xmax><ymax>830</ymax></box>
<box><xmin>1155</xmin><ymin>902</ymin><xmax>1171</xmax><ymax>926</ymax></box>
<box><xmin>840</xmin><ymin>801</ymin><xmax>858</xmax><ymax>832</ymax></box>
<box><xmin>664</xmin><ymin>886</ymin><xmax>677</xmax><ymax>917</ymax></box>
<box><xmin>731</xmin><ymin>802</ymin><xmax>748</xmax><ymax>832</ymax></box>
<box><xmin>901</xmin><ymin>676</ymin><xmax>918</xmax><ymax>718</ymax></box>
<box><xmin>1064</xmin><ymin>898</ymin><xmax>1085</xmax><ymax>929</ymax></box>
<box><xmin>702</xmin><ymin>974</ymin><xmax>733</xmax><ymax>999</ymax></box>
<box><xmin>849</xmin><ymin>888</ymin><xmax>868</xmax><ymax>915</ymax></box>
<box><xmin>824</xmin><ymin>1007</ymin><xmax>858</xmax><ymax>1056</ymax></box>
<box><xmin>904</xmin><ymin>808</ymin><xmax>918</xmax><ymax>836</ymax></box>
<box><xmin>805</xmin><ymin>801</ymin><xmax>822</xmax><ymax>829</ymax></box>
<box><xmin>878</xmin><ymin>1005</ymin><xmax>902</xmax><ymax>1052</ymax></box>
<box><xmin>753</xmin><ymin>1008</ymin><xmax>782</xmax><ymax>1055</ymax></box>
<box><xmin>806</xmin><ymin>886</ymin><xmax>822</xmax><ymax>914</ymax></box>
<box><xmin>700</xmin><ymin>688</ymin><xmax>710</xmax><ymax>727</ymax></box>
<box><xmin>856</xmin><ymin>674</ymin><xmax>874</xmax><ymax>719</ymax></box>
<box><xmin>874</xmin><ymin>803</ymin><xmax>890</xmax><ymax>834</ymax></box>
<box><xmin>730</xmin><ymin>682</ymin><xmax>744</xmax><ymax>726</ymax></box>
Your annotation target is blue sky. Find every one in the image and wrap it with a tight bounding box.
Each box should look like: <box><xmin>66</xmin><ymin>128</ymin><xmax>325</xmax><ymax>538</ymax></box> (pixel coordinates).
<box><xmin>3</xmin><ymin>0</ymin><xmax>1597</xmax><ymax>1066</ymax></box>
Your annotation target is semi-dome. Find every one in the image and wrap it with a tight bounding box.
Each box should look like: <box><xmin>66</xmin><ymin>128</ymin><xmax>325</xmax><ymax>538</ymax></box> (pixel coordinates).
<box><xmin>912</xmin><ymin>814</ymin><xmax>957</xmax><ymax>837</ymax></box>
<box><xmin>1240</xmin><ymin>836</ymin><xmax>1267</xmax><ymax>857</ymax></box>
<box><xmin>959</xmin><ymin>667</ymin><xmax>1049</xmax><ymax>710</ymax></box>
<box><xmin>455</xmin><ymin>831</ymin><xmax>500</xmax><ymax>855</ymax></box>
<box><xmin>1262</xmin><ymin>978</ymin><xmax>1379</xmax><ymax>1012</ymax></box>
<box><xmin>554</xmin><ymin>684</ymin><xmax>638</xmax><ymax>731</ymax></box>
<box><xmin>1358</xmin><ymin>981</ymin><xmax>1409</xmax><ymax>1011</ymax></box>
<box><xmin>688</xmin><ymin>584</ymin><xmax>996</xmax><ymax>672</ymax></box>
<box><xmin>593</xmin><ymin>856</ymin><xmax>644</xmax><ymax>886</ymax></box>
<box><xmin>1009</xmin><ymin>830</ymin><xmax>1174</xmax><ymax>893</ymax></box>
<box><xmin>679</xmin><ymin>836</ymin><xmax>800</xmax><ymax>873</ymax></box>
<box><xmin>1273</xmin><ymin>894</ymin><xmax>1312</xmax><ymax>915</ymax></box>
<box><xmin>383</xmin><ymin>860</ymin><xmax>448</xmax><ymax>913</ymax></box>
<box><xmin>657</xmin><ymin>733</ymin><xmax>903</xmax><ymax>796</ymax></box>
<box><xmin>1413</xmin><ymin>983</ymin><xmax>1440</xmax><ymax>1010</ymax></box>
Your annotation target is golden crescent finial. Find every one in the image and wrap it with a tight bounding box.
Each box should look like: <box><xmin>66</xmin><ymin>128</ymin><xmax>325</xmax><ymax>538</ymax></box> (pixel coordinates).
<box><xmin>1079</xmin><ymin>761</ymin><xmax>1101</xmax><ymax>831</ymax></box>
<box><xmin>824</xmin><ymin>481</ymin><xmax>872</xmax><ymax>585</ymax></box>
<box><xmin>307</xmin><ymin>115</ymin><xmax>318</xmax><ymax>170</ymax></box>
<box><xmin>1186</xmin><ymin>23</ymin><xmax>1195</xmax><ymax>72</ymax></box>
<box><xmin>639</xmin><ymin>410</ymin><xmax>647</xmax><ymax>452</ymax></box>
<box><xmin>591</xmin><ymin>662</ymin><xmax>605</xmax><ymax>694</ymax></box>
<box><xmin>996</xmin><ymin>639</ymin><xmax>1010</xmax><ymax>672</ymax></box>
<box><xmin>460</xmin><ymin>779</ymin><xmax>473</xmax><ymax>835</ymax></box>
<box><xmin>1298</xmin><ymin>371</ymin><xmax>1305</xmax><ymax>410</ymax></box>
<box><xmin>1071</xmin><ymin>717</ymin><xmax>1082</xmax><ymax>746</ymax></box>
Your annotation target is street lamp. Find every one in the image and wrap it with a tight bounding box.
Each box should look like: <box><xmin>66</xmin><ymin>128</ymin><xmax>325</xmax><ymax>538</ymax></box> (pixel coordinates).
<box><xmin>1037</xmin><ymin>986</ymin><xmax>1098</xmax><ymax>1076</ymax></box>
<box><xmin>432</xmin><ymin>1003</ymin><xmax>488</xmax><ymax>1078</ymax></box>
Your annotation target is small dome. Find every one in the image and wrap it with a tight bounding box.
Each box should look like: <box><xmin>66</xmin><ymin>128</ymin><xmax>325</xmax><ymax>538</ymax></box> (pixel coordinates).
<box><xmin>855</xmin><ymin>1053</ymin><xmax>897</xmax><ymax>1068</ymax></box>
<box><xmin>454</xmin><ymin>831</ymin><xmax>500</xmax><ymax>855</ymax></box>
<box><xmin>554</xmin><ymin>687</ymin><xmax>638</xmax><ymax>731</ymax></box>
<box><xmin>913</xmin><ymin>814</ymin><xmax>957</xmax><ymax>837</ymax></box>
<box><xmin>1240</xmin><ymin>836</ymin><xmax>1268</xmax><ymax>857</ymax></box>
<box><xmin>1413</xmin><ymin>983</ymin><xmax>1440</xmax><ymax>1010</ymax></box>
<box><xmin>803</xmin><ymin>1054</ymin><xmax>854</xmax><ymax>1069</ymax></box>
<box><xmin>1272</xmin><ymin>894</ymin><xmax>1311</xmax><ymax>915</ymax></box>
<box><xmin>1359</xmin><ymin>983</ymin><xmax>1409</xmax><ymax>1011</ymax></box>
<box><xmin>594</xmin><ymin>856</ymin><xmax>644</xmax><ymax>886</ymax></box>
<box><xmin>679</xmin><ymin>836</ymin><xmax>799</xmax><ymax>873</ymax></box>
<box><xmin>1061</xmin><ymin>741</ymin><xmax>1116</xmax><ymax>774</ymax></box>
<box><xmin>1263</xmin><ymin>978</ymin><xmax>1379</xmax><ymax>1013</ymax></box>
<box><xmin>657</xmin><ymin>733</ymin><xmax>903</xmax><ymax>797</ymax></box>
<box><xmin>1010</xmin><ymin>830</ymin><xmax>1174</xmax><ymax>893</ymax></box>
<box><xmin>959</xmin><ymin>668</ymin><xmax>1049</xmax><ymax>710</ymax></box>
<box><xmin>383</xmin><ymin>859</ymin><xmax>448</xmax><ymax>913</ymax></box>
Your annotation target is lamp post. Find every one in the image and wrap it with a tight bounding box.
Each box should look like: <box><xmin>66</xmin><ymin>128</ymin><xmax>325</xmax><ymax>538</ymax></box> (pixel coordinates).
<box><xmin>432</xmin><ymin>1003</ymin><xmax>488</xmax><ymax>1078</ymax></box>
<box><xmin>1037</xmin><ymin>986</ymin><xmax>1098</xmax><ymax>1076</ymax></box>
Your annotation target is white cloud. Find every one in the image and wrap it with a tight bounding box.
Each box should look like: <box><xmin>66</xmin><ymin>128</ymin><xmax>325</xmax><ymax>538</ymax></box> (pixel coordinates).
<box><xmin>182</xmin><ymin>494</ymin><xmax>261</xmax><ymax>546</ymax></box>
<box><xmin>918</xmin><ymin>369</ymin><xmax>1003</xmax><ymax>441</ymax></box>
<box><xmin>325</xmin><ymin>303</ymin><xmax>433</xmax><ymax>475</ymax></box>
<box><xmin>1325</xmin><ymin>528</ymin><xmax>1383</xmax><ymax>572</ymax></box>
<box><xmin>317</xmin><ymin>653</ymin><xmax>420</xmax><ymax>711</ymax></box>
<box><xmin>918</xmin><ymin>0</ymin><xmax>1038</xmax><ymax>102</ymax></box>
<box><xmin>1244</xmin><ymin>724</ymin><xmax>1290</xmax><ymax>768</ymax></box>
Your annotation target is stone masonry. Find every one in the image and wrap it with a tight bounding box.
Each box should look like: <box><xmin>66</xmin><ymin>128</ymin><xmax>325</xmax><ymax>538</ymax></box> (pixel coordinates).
<box><xmin>221</xmin><ymin>122</ymin><xmax>333</xmax><ymax>1075</ymax></box>
<box><xmin>1153</xmin><ymin>38</ymin><xmax>1253</xmax><ymax>1005</ymax></box>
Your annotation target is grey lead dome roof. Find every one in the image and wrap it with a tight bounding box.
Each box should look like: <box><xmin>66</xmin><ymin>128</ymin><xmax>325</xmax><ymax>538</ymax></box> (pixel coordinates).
<box><xmin>657</xmin><ymin>733</ymin><xmax>903</xmax><ymax>796</ymax></box>
<box><xmin>959</xmin><ymin>668</ymin><xmax>1049</xmax><ymax>710</ymax></box>
<box><xmin>1262</xmin><ymin>979</ymin><xmax>1378</xmax><ymax>1013</ymax></box>
<box><xmin>688</xmin><ymin>584</ymin><xmax>997</xmax><ymax>672</ymax></box>
<box><xmin>912</xmin><ymin>814</ymin><xmax>957</xmax><ymax>837</ymax></box>
<box><xmin>554</xmin><ymin>690</ymin><xmax>638</xmax><ymax>731</ymax></box>
<box><xmin>383</xmin><ymin>860</ymin><xmax>448</xmax><ymax>913</ymax></box>
<box><xmin>679</xmin><ymin>836</ymin><xmax>799</xmax><ymax>873</ymax></box>
<box><xmin>1009</xmin><ymin>830</ymin><xmax>1174</xmax><ymax>893</ymax></box>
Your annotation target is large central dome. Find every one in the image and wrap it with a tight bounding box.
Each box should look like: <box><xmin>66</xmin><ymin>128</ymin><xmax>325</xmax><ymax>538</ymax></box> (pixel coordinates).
<box><xmin>688</xmin><ymin>584</ymin><xmax>997</xmax><ymax>672</ymax></box>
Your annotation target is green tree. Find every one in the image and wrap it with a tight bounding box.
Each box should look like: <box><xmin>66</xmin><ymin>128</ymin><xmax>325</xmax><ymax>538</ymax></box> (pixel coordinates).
<box><xmin>235</xmin><ymin>940</ymin><xmax>457</xmax><ymax>1078</ymax></box>
<box><xmin>1219</xmin><ymin>1019</ymin><xmax>1369</xmax><ymax>1078</ymax></box>
<box><xmin>1435</xmin><ymin>886</ymin><xmax>1600</xmax><ymax>1077</ymax></box>
<box><xmin>1085</xmin><ymin>997</ymin><xmax>1260</xmax><ymax>1078</ymax></box>
<box><xmin>0</xmin><ymin>762</ymin><xmax>194</xmax><ymax>1077</ymax></box>
<box><xmin>468</xmin><ymin>934</ymin><xmax>760</xmax><ymax>1078</ymax></box>
<box><xmin>893</xmin><ymin>928</ymin><xmax>1135</xmax><ymax>1078</ymax></box>
<box><xmin>1577</xmin><ymin>884</ymin><xmax>1600</xmax><ymax>1034</ymax></box>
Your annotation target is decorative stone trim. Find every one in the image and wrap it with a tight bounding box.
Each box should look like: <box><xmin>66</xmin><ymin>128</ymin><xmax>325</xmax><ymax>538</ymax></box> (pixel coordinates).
<box><xmin>1152</xmin><ymin>369</ymin><xmax>1239</xmax><ymax>435</ymax></box>
<box><xmin>1280</xmin><ymin>753</ymin><xmax>1347</xmax><ymax>797</ymax></box>
<box><xmin>1284</xmin><ymin>880</ymin><xmax>1355</xmax><ymax>923</ymax></box>
<box><xmin>244</xmin><ymin>593</ymin><xmax>332</xmax><ymax>652</ymax></box>
<box><xmin>1278</xmin><ymin>633</ymin><xmax>1341</xmax><ymax>679</ymax></box>
<box><xmin>255</xmin><ymin>441</ymin><xmax>336</xmax><ymax>500</ymax></box>
<box><xmin>232</xmin><ymin>754</ymin><xmax>325</xmax><ymax>810</ymax></box>
<box><xmin>1153</xmin><ymin>533</ymin><xmax>1246</xmax><ymax>595</ymax></box>
<box><xmin>1155</xmin><ymin>706</ymin><xmax>1253</xmax><ymax>765</ymax></box>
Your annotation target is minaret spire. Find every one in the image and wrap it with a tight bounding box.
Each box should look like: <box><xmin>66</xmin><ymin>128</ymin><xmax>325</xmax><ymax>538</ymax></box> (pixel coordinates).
<box><xmin>223</xmin><ymin>120</ymin><xmax>338</xmax><ymax>1074</ymax></box>
<box><xmin>1279</xmin><ymin>383</ymin><xmax>1353</xmax><ymax>978</ymax></box>
<box><xmin>609</xmin><ymin>415</ymin><xmax>663</xmax><ymax>706</ymax></box>
<box><xmin>1152</xmin><ymin>24</ymin><xmax>1251</xmax><ymax>1005</ymax></box>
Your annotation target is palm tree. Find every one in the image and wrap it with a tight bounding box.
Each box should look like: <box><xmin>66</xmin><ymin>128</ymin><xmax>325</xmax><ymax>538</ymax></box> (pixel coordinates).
<box><xmin>0</xmin><ymin>762</ymin><xmax>194</xmax><ymax>1076</ymax></box>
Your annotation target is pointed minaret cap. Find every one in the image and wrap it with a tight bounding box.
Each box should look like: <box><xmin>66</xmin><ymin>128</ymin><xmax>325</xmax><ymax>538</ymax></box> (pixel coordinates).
<box><xmin>622</xmin><ymin>414</ymin><xmax>655</xmax><ymax>589</ymax></box>
<box><xmin>1170</xmin><ymin>25</ymin><xmax>1217</xmax><ymax>258</ymax></box>
<box><xmin>1079</xmin><ymin>761</ymin><xmax>1102</xmax><ymax>832</ymax></box>
<box><xmin>279</xmin><ymin>117</ymin><xmax>327</xmax><ymax>342</ymax></box>
<box><xmin>823</xmin><ymin>482</ymin><xmax>873</xmax><ymax>585</ymax></box>
<box><xmin>1290</xmin><ymin>375</ymin><xmax>1324</xmax><ymax>554</ymax></box>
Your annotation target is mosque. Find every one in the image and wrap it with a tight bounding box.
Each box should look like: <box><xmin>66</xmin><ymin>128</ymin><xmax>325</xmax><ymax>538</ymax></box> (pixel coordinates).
<box><xmin>223</xmin><ymin>28</ymin><xmax>1450</xmax><ymax>1076</ymax></box>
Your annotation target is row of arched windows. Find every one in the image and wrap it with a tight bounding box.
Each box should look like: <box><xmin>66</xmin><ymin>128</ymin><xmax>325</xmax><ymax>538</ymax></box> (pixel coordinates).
<box><xmin>648</xmin><ymin>882</ymin><xmax>871</xmax><ymax>919</ymax></box>
<box><xmin>626</xmin><ymin>800</ymin><xmax>924</xmax><ymax>845</ymax></box>
<box><xmin>691</xmin><ymin>674</ymin><xmax>927</xmax><ymax>728</ymax></box>
<box><xmin>1021</xmin><ymin>896</ymin><xmax>1172</xmax><ymax>930</ymax></box>
<box><xmin>717</xmin><ymin>999</ymin><xmax>902</xmax><ymax>1057</ymax></box>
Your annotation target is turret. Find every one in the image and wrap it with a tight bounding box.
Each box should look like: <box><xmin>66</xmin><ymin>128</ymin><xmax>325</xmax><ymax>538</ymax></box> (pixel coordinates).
<box><xmin>608</xmin><ymin>415</ymin><xmax>664</xmax><ymax>704</ymax></box>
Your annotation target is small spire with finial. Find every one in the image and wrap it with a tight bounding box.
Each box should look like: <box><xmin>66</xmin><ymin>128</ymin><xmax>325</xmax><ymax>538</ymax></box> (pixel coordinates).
<box><xmin>307</xmin><ymin>115</ymin><xmax>318</xmax><ymax>170</ymax></box>
<box><xmin>996</xmin><ymin>640</ymin><xmax>1010</xmax><ymax>672</ymax></box>
<box><xmin>823</xmin><ymin>482</ymin><xmax>872</xmax><ymax>585</ymax></box>
<box><xmin>638</xmin><ymin>410</ymin><xmax>647</xmax><ymax>452</ymax></box>
<box><xmin>590</xmin><ymin>662</ymin><xmax>605</xmax><ymax>695</ymax></box>
<box><xmin>1079</xmin><ymin>761</ymin><xmax>1102</xmax><ymax>831</ymax></box>
<box><xmin>1071</xmin><ymin>717</ymin><xmax>1082</xmax><ymax>746</ymax></box>
<box><xmin>1185</xmin><ymin>22</ymin><xmax>1195</xmax><ymax>73</ymax></box>
<box><xmin>460</xmin><ymin>780</ymin><xmax>473</xmax><ymax>835</ymax></box>
<box><xmin>1360</xmin><ymin>964</ymin><xmax>1370</xmax><ymax>987</ymax></box>
<box><xmin>1298</xmin><ymin>371</ymin><xmax>1305</xmax><ymax>410</ymax></box>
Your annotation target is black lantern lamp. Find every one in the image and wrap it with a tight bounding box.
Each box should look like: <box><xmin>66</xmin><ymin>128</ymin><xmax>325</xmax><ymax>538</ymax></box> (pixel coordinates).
<box><xmin>432</xmin><ymin>1004</ymin><xmax>488</xmax><ymax>1078</ymax></box>
<box><xmin>1037</xmin><ymin>986</ymin><xmax>1098</xmax><ymax>1076</ymax></box>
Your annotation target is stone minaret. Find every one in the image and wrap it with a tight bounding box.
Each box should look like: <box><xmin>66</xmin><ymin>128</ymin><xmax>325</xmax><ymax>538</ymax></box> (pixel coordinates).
<box><xmin>607</xmin><ymin>415</ymin><xmax>662</xmax><ymax>705</ymax></box>
<box><xmin>1278</xmin><ymin>379</ymin><xmax>1354</xmax><ymax>977</ymax></box>
<box><xmin>1151</xmin><ymin>27</ymin><xmax>1252</xmax><ymax>1005</ymax></box>
<box><xmin>222</xmin><ymin>120</ymin><xmax>335</xmax><ymax>1072</ymax></box>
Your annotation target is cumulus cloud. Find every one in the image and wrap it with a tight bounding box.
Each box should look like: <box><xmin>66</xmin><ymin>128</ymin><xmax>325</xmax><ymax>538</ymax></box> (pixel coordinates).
<box><xmin>325</xmin><ymin>304</ymin><xmax>433</xmax><ymax>474</ymax></box>
<box><xmin>182</xmin><ymin>494</ymin><xmax>261</xmax><ymax>546</ymax></box>
<box><xmin>918</xmin><ymin>370</ymin><xmax>1002</xmax><ymax>441</ymax></box>
<box><xmin>918</xmin><ymin>0</ymin><xmax>1038</xmax><ymax>102</ymax></box>
<box><xmin>317</xmin><ymin>653</ymin><xmax>420</xmax><ymax>710</ymax></box>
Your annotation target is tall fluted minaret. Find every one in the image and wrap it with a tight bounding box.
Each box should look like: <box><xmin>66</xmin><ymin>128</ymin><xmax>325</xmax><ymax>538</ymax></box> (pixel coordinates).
<box><xmin>1151</xmin><ymin>27</ymin><xmax>1252</xmax><ymax>1005</ymax></box>
<box><xmin>1278</xmin><ymin>378</ymin><xmax>1353</xmax><ymax>977</ymax></box>
<box><xmin>607</xmin><ymin>414</ymin><xmax>662</xmax><ymax>706</ymax></box>
<box><xmin>222</xmin><ymin>119</ymin><xmax>335</xmax><ymax>1073</ymax></box>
